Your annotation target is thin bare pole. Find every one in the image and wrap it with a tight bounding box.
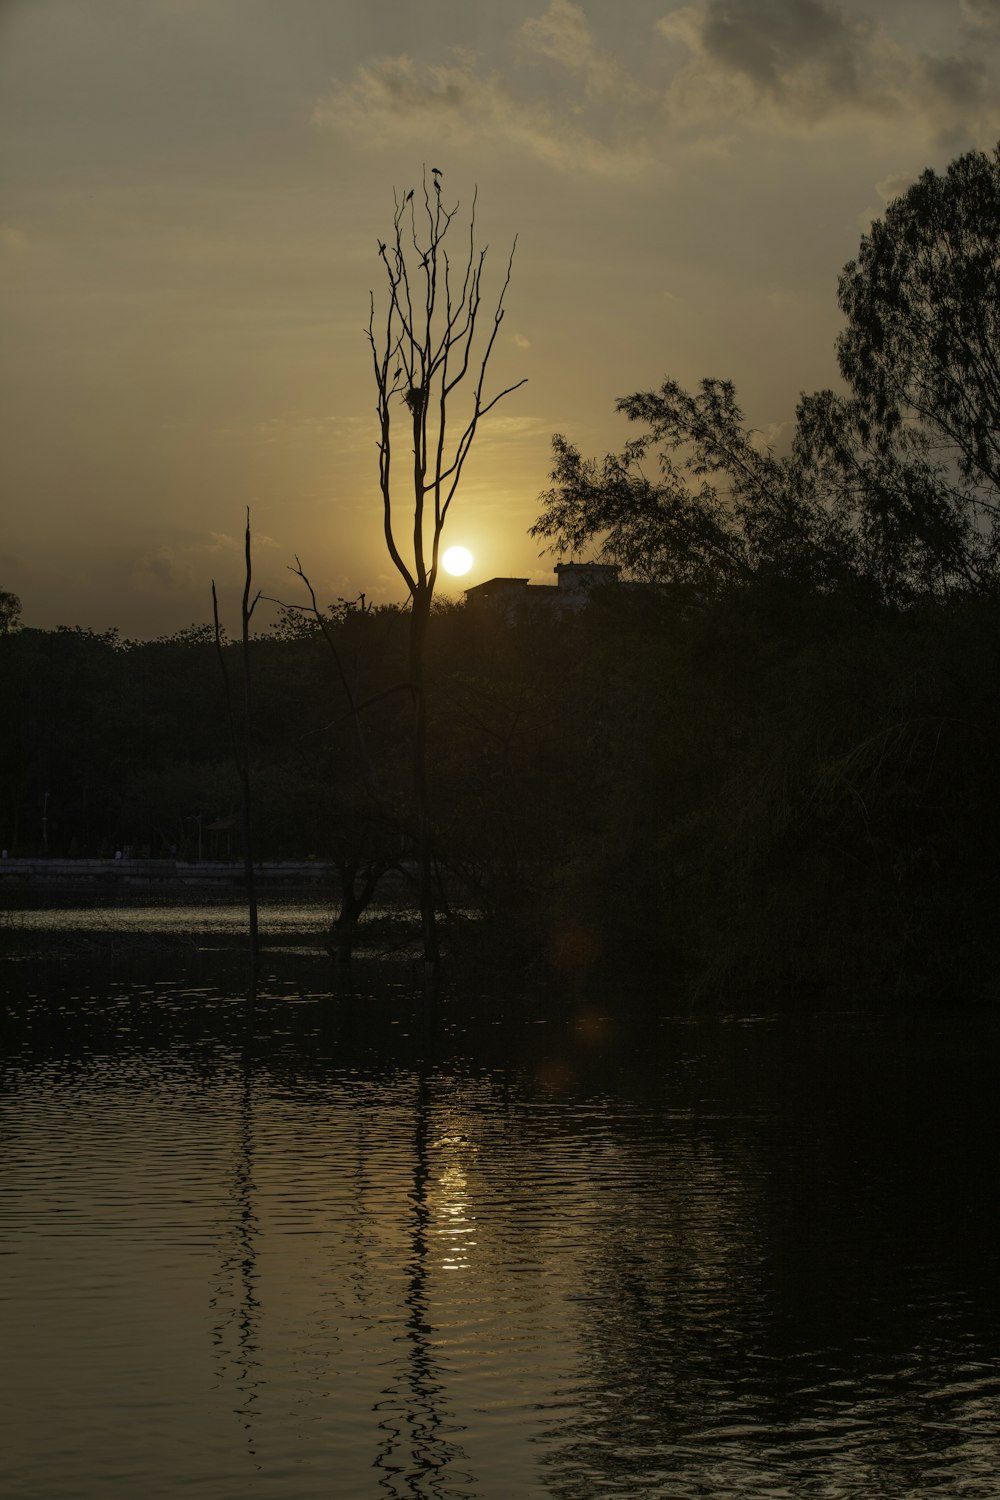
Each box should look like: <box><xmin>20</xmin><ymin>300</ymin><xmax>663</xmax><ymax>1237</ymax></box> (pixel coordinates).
<box><xmin>212</xmin><ymin>508</ymin><xmax>262</xmax><ymax>993</ymax></box>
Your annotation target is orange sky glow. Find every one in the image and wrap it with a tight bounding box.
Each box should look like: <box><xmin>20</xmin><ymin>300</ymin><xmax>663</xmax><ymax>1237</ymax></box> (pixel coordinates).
<box><xmin>2</xmin><ymin>0</ymin><xmax>997</xmax><ymax>636</ymax></box>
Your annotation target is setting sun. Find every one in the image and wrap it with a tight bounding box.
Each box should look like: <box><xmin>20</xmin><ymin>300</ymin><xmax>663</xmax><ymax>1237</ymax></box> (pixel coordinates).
<box><xmin>442</xmin><ymin>545</ymin><xmax>474</xmax><ymax>577</ymax></box>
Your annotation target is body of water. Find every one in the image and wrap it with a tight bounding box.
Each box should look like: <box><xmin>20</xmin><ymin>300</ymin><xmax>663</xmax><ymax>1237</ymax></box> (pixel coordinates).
<box><xmin>2</xmin><ymin>899</ymin><xmax>999</xmax><ymax>1497</ymax></box>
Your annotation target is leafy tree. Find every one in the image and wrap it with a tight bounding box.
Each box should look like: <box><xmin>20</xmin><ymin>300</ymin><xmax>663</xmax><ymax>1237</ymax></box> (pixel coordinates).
<box><xmin>250</xmin><ymin>600</ymin><xmax>411</xmax><ymax>970</ymax></box>
<box><xmin>0</xmin><ymin>625</ymin><xmax>131</xmax><ymax>854</ymax></box>
<box><xmin>791</xmin><ymin>389</ymin><xmax>983</xmax><ymax>601</ymax></box>
<box><xmin>837</xmin><ymin>144</ymin><xmax>1000</xmax><ymax>578</ymax></box>
<box><xmin>0</xmin><ymin>589</ymin><xmax>21</xmax><ymax>633</ymax></box>
<box><xmin>119</xmin><ymin>759</ymin><xmax>238</xmax><ymax>856</ymax></box>
<box><xmin>531</xmin><ymin>379</ymin><xmax>857</xmax><ymax>604</ymax></box>
<box><xmin>534</xmin><ymin>145</ymin><xmax>1000</xmax><ymax>605</ymax></box>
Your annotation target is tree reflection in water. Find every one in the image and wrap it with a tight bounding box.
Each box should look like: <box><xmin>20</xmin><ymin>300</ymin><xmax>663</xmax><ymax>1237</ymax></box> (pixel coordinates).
<box><xmin>209</xmin><ymin>1012</ymin><xmax>262</xmax><ymax>1464</ymax></box>
<box><xmin>373</xmin><ymin>1068</ymin><xmax>476</xmax><ymax>1499</ymax></box>
<box><xmin>6</xmin><ymin>939</ymin><xmax>1000</xmax><ymax>1500</ymax></box>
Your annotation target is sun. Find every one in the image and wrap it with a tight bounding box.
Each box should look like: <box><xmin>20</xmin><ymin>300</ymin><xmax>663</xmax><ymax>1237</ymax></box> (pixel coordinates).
<box><xmin>442</xmin><ymin>545</ymin><xmax>474</xmax><ymax>577</ymax></box>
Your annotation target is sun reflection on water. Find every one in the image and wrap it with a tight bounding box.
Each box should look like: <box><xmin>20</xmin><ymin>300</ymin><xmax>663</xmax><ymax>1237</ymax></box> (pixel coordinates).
<box><xmin>431</xmin><ymin>1136</ymin><xmax>477</xmax><ymax>1273</ymax></box>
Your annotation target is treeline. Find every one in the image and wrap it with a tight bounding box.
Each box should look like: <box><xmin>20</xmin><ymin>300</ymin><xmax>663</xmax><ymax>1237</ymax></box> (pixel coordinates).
<box><xmin>3</xmin><ymin>580</ymin><xmax>1000</xmax><ymax>1003</ymax></box>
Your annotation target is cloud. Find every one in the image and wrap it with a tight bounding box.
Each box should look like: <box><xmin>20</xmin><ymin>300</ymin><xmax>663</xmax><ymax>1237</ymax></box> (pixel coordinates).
<box><xmin>314</xmin><ymin>3</ymin><xmax>1000</xmax><ymax>182</ymax></box>
<box><xmin>313</xmin><ymin>49</ymin><xmax>655</xmax><ymax>179</ymax></box>
<box><xmin>961</xmin><ymin>0</ymin><xmax>1000</xmax><ymax>26</ymax></box>
<box><xmin>203</xmin><ymin>529</ymin><xmax>278</xmax><ymax>553</ymax></box>
<box><xmin>660</xmin><ymin>0</ymin><xmax>1000</xmax><ymax>142</ymax></box>
<box><xmin>0</xmin><ymin>223</ymin><xmax>29</xmax><ymax>254</ymax></box>
<box><xmin>456</xmin><ymin>412</ymin><xmax>552</xmax><ymax>456</ymax></box>
<box><xmin>749</xmin><ymin>419</ymin><xmax>790</xmax><ymax>453</ymax></box>
<box><xmin>124</xmin><ymin>531</ymin><xmax>283</xmax><ymax>623</ymax></box>
<box><xmin>912</xmin><ymin>47</ymin><xmax>999</xmax><ymax>149</ymax></box>
<box><xmin>131</xmin><ymin>547</ymin><xmax>183</xmax><ymax>596</ymax></box>
<box><xmin>313</xmin><ymin>52</ymin><xmax>471</xmax><ymax>133</ymax></box>
<box><xmin>875</xmin><ymin>171</ymin><xmax>914</xmax><ymax>202</ymax></box>
<box><xmin>920</xmin><ymin>53</ymin><xmax>990</xmax><ymax>108</ymax></box>
<box><xmin>700</xmin><ymin>0</ymin><xmax>866</xmax><ymax>106</ymax></box>
<box><xmin>659</xmin><ymin>0</ymin><xmax>889</xmax><ymax>124</ymax></box>
<box><xmin>518</xmin><ymin>0</ymin><xmax>622</xmax><ymax>95</ymax></box>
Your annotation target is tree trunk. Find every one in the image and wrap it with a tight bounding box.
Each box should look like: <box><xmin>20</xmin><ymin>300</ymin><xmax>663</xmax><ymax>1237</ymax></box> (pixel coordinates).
<box><xmin>410</xmin><ymin>591</ymin><xmax>439</xmax><ymax>981</ymax></box>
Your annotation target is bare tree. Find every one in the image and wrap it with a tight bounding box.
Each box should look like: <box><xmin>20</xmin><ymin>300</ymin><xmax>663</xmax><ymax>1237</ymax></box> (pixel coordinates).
<box><xmin>212</xmin><ymin>509</ymin><xmax>261</xmax><ymax>994</ymax></box>
<box><xmin>368</xmin><ymin>171</ymin><xmax>524</xmax><ymax>978</ymax></box>
<box><xmin>274</xmin><ymin>562</ymin><xmax>403</xmax><ymax>979</ymax></box>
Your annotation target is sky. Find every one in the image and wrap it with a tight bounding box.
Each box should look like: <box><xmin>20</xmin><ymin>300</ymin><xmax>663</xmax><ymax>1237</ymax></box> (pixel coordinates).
<box><xmin>3</xmin><ymin>0</ymin><xmax>1000</xmax><ymax>636</ymax></box>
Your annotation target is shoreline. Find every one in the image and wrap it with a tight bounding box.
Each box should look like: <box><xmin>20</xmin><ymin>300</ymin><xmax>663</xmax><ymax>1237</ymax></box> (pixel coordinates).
<box><xmin>0</xmin><ymin>857</ymin><xmax>338</xmax><ymax>890</ymax></box>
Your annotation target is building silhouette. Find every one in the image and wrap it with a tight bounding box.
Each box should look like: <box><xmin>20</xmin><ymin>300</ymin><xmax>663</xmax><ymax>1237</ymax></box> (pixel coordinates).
<box><xmin>464</xmin><ymin>562</ymin><xmax>620</xmax><ymax>620</ymax></box>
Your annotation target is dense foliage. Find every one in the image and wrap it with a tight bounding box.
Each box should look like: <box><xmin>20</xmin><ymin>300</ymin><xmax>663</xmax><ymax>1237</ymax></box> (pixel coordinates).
<box><xmin>523</xmin><ymin>142</ymin><xmax>1000</xmax><ymax>1002</ymax></box>
<box><xmin>534</xmin><ymin>145</ymin><xmax>1000</xmax><ymax>606</ymax></box>
<box><xmin>3</xmin><ymin>583</ymin><xmax>1000</xmax><ymax>1004</ymax></box>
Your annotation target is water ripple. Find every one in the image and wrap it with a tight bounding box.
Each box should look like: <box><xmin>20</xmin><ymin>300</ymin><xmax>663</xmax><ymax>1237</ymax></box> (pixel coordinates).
<box><xmin>2</xmin><ymin>964</ymin><xmax>1000</xmax><ymax>1497</ymax></box>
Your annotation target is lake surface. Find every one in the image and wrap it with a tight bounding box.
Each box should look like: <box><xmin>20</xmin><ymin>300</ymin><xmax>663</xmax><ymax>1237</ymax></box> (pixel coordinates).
<box><xmin>3</xmin><ymin>897</ymin><xmax>1000</xmax><ymax>1498</ymax></box>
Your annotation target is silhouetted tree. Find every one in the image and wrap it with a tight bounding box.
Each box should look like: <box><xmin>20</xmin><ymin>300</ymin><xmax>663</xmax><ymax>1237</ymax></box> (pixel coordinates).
<box><xmin>838</xmin><ymin>143</ymin><xmax>1000</xmax><ymax>573</ymax></box>
<box><xmin>272</xmin><ymin>569</ymin><xmax>408</xmax><ymax>973</ymax></box>
<box><xmin>368</xmin><ymin>171</ymin><xmax>524</xmax><ymax>978</ymax></box>
<box><xmin>534</xmin><ymin>145</ymin><xmax>1000</xmax><ymax>605</ymax></box>
<box><xmin>0</xmin><ymin>589</ymin><xmax>21</xmax><ymax>634</ymax></box>
<box><xmin>531</xmin><ymin>380</ymin><xmax>858</xmax><ymax>603</ymax></box>
<box><xmin>790</xmin><ymin>389</ymin><xmax>981</xmax><ymax>601</ymax></box>
<box><xmin>212</xmin><ymin>512</ymin><xmax>261</xmax><ymax>990</ymax></box>
<box><xmin>0</xmin><ymin>625</ymin><xmax>129</xmax><ymax>855</ymax></box>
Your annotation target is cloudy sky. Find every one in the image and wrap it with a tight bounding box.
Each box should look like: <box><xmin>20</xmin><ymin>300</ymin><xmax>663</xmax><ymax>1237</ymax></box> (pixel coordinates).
<box><xmin>3</xmin><ymin>0</ymin><xmax>1000</xmax><ymax>635</ymax></box>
